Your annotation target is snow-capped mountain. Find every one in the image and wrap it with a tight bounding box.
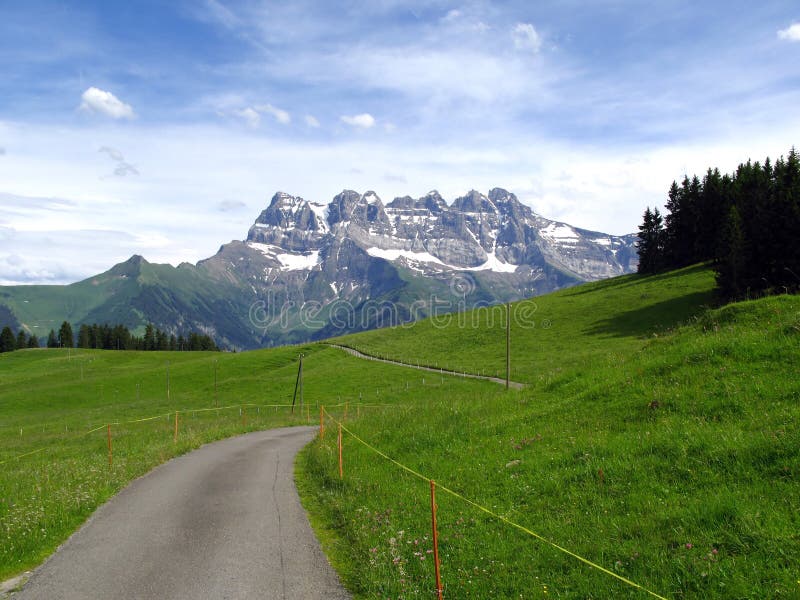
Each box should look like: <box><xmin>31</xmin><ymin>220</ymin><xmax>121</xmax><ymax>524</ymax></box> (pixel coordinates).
<box><xmin>197</xmin><ymin>188</ymin><xmax>636</xmax><ymax>346</ymax></box>
<box><xmin>0</xmin><ymin>188</ymin><xmax>637</xmax><ymax>350</ymax></box>
<box><xmin>238</xmin><ymin>187</ymin><xmax>634</xmax><ymax>281</ymax></box>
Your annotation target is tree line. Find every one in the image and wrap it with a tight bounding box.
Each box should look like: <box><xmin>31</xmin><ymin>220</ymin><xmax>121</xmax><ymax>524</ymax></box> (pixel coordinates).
<box><xmin>0</xmin><ymin>321</ymin><xmax>219</xmax><ymax>353</ymax></box>
<box><xmin>637</xmin><ymin>146</ymin><xmax>800</xmax><ymax>299</ymax></box>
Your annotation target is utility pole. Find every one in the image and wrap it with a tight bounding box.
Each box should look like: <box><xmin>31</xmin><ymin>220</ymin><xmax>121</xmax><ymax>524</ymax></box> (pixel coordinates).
<box><xmin>292</xmin><ymin>353</ymin><xmax>304</xmax><ymax>414</ymax></box>
<box><xmin>299</xmin><ymin>353</ymin><xmax>304</xmax><ymax>412</ymax></box>
<box><xmin>506</xmin><ymin>302</ymin><xmax>511</xmax><ymax>390</ymax></box>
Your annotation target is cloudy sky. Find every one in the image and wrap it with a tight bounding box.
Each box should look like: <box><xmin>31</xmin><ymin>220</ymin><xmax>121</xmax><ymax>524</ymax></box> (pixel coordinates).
<box><xmin>1</xmin><ymin>1</ymin><xmax>799</xmax><ymax>284</ymax></box>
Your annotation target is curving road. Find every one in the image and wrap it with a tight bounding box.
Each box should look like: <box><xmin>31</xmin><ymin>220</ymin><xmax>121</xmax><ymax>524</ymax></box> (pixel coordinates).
<box><xmin>16</xmin><ymin>426</ymin><xmax>350</xmax><ymax>600</ymax></box>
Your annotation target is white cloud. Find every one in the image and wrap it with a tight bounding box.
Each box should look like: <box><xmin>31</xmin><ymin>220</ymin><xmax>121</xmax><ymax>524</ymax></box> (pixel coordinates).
<box><xmin>79</xmin><ymin>87</ymin><xmax>135</xmax><ymax>119</ymax></box>
<box><xmin>98</xmin><ymin>146</ymin><xmax>139</xmax><ymax>177</ymax></box>
<box><xmin>256</xmin><ymin>103</ymin><xmax>291</xmax><ymax>124</ymax></box>
<box><xmin>202</xmin><ymin>0</ymin><xmax>241</xmax><ymax>30</ymax></box>
<box><xmin>383</xmin><ymin>173</ymin><xmax>407</xmax><ymax>183</ymax></box>
<box><xmin>231</xmin><ymin>104</ymin><xmax>290</xmax><ymax>127</ymax></box>
<box><xmin>778</xmin><ymin>23</ymin><xmax>800</xmax><ymax>42</ymax></box>
<box><xmin>233</xmin><ymin>107</ymin><xmax>261</xmax><ymax>128</ymax></box>
<box><xmin>217</xmin><ymin>199</ymin><xmax>247</xmax><ymax>212</ymax></box>
<box><xmin>305</xmin><ymin>114</ymin><xmax>321</xmax><ymax>128</ymax></box>
<box><xmin>98</xmin><ymin>146</ymin><xmax>124</xmax><ymax>162</ymax></box>
<box><xmin>340</xmin><ymin>113</ymin><xmax>376</xmax><ymax>128</ymax></box>
<box><xmin>512</xmin><ymin>23</ymin><xmax>542</xmax><ymax>53</ymax></box>
<box><xmin>440</xmin><ymin>8</ymin><xmax>488</xmax><ymax>33</ymax></box>
<box><xmin>442</xmin><ymin>9</ymin><xmax>462</xmax><ymax>23</ymax></box>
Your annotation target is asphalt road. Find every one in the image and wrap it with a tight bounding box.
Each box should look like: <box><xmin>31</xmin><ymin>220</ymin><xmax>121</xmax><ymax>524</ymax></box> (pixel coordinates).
<box><xmin>16</xmin><ymin>426</ymin><xmax>350</xmax><ymax>600</ymax></box>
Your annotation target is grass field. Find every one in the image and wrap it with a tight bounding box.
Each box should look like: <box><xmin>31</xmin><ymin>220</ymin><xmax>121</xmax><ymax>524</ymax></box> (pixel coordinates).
<box><xmin>2</xmin><ymin>265</ymin><xmax>799</xmax><ymax>598</ymax></box>
<box><xmin>0</xmin><ymin>344</ymin><xmax>493</xmax><ymax>581</ymax></box>
<box><xmin>331</xmin><ymin>264</ymin><xmax>717</xmax><ymax>385</ymax></box>
<box><xmin>300</xmin><ymin>265</ymin><xmax>800</xmax><ymax>598</ymax></box>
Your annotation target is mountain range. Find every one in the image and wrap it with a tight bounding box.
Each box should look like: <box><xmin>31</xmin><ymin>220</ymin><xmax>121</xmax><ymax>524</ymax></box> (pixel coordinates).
<box><xmin>0</xmin><ymin>188</ymin><xmax>637</xmax><ymax>349</ymax></box>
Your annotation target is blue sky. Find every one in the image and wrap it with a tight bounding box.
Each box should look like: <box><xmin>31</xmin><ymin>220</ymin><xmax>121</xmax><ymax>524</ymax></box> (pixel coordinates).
<box><xmin>1</xmin><ymin>0</ymin><xmax>799</xmax><ymax>284</ymax></box>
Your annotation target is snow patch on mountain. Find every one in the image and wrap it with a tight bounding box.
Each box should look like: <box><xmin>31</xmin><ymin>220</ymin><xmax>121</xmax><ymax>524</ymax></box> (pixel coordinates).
<box><xmin>247</xmin><ymin>242</ymin><xmax>321</xmax><ymax>271</ymax></box>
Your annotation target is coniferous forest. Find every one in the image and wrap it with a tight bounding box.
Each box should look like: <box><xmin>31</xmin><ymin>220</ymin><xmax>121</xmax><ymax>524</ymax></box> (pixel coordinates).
<box><xmin>637</xmin><ymin>146</ymin><xmax>800</xmax><ymax>300</ymax></box>
<box><xmin>0</xmin><ymin>321</ymin><xmax>218</xmax><ymax>353</ymax></box>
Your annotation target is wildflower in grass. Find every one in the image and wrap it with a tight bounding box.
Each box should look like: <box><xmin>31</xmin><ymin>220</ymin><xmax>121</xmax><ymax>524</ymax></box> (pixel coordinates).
<box><xmin>685</xmin><ymin>542</ymin><xmax>693</xmax><ymax>549</ymax></box>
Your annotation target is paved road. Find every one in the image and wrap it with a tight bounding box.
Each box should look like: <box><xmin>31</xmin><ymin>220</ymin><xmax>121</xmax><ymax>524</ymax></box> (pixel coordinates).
<box><xmin>16</xmin><ymin>427</ymin><xmax>350</xmax><ymax>600</ymax></box>
<box><xmin>327</xmin><ymin>343</ymin><xmax>526</xmax><ymax>390</ymax></box>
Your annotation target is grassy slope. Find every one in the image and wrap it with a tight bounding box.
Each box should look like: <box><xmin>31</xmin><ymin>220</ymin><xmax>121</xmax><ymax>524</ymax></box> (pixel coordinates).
<box><xmin>299</xmin><ymin>266</ymin><xmax>799</xmax><ymax>598</ymax></box>
<box><xmin>2</xmin><ymin>265</ymin><xmax>798</xmax><ymax>597</ymax></box>
<box><xmin>0</xmin><ymin>344</ymin><xmax>492</xmax><ymax>580</ymax></box>
<box><xmin>332</xmin><ymin>264</ymin><xmax>716</xmax><ymax>384</ymax></box>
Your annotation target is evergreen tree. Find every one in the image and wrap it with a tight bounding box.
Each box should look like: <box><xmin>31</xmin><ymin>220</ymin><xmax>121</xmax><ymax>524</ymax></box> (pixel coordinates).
<box><xmin>58</xmin><ymin>321</ymin><xmax>74</xmax><ymax>348</ymax></box>
<box><xmin>144</xmin><ymin>323</ymin><xmax>156</xmax><ymax>351</ymax></box>
<box><xmin>636</xmin><ymin>207</ymin><xmax>664</xmax><ymax>273</ymax></box>
<box><xmin>46</xmin><ymin>329</ymin><xmax>58</xmax><ymax>348</ymax></box>
<box><xmin>772</xmin><ymin>147</ymin><xmax>800</xmax><ymax>291</ymax></box>
<box><xmin>16</xmin><ymin>329</ymin><xmax>27</xmax><ymax>350</ymax></box>
<box><xmin>78</xmin><ymin>324</ymin><xmax>91</xmax><ymax>349</ymax></box>
<box><xmin>27</xmin><ymin>334</ymin><xmax>40</xmax><ymax>349</ymax></box>
<box><xmin>716</xmin><ymin>205</ymin><xmax>745</xmax><ymax>299</ymax></box>
<box><xmin>664</xmin><ymin>177</ymin><xmax>698</xmax><ymax>268</ymax></box>
<box><xmin>0</xmin><ymin>326</ymin><xmax>16</xmax><ymax>353</ymax></box>
<box><xmin>156</xmin><ymin>329</ymin><xmax>168</xmax><ymax>351</ymax></box>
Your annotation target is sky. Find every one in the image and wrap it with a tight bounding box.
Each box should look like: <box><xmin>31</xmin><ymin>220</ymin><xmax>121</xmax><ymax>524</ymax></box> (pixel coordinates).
<box><xmin>1</xmin><ymin>1</ymin><xmax>799</xmax><ymax>285</ymax></box>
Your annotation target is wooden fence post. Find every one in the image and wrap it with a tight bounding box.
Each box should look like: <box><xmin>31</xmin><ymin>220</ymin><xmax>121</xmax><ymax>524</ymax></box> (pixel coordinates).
<box><xmin>338</xmin><ymin>423</ymin><xmax>343</xmax><ymax>480</ymax></box>
<box><xmin>107</xmin><ymin>424</ymin><xmax>113</xmax><ymax>467</ymax></box>
<box><xmin>430</xmin><ymin>479</ymin><xmax>444</xmax><ymax>599</ymax></box>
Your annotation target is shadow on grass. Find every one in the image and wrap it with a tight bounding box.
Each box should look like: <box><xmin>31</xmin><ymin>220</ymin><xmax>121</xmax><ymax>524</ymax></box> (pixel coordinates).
<box><xmin>583</xmin><ymin>290</ymin><xmax>714</xmax><ymax>338</ymax></box>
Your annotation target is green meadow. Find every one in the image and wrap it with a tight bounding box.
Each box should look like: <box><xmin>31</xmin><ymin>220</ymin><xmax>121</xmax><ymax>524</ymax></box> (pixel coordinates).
<box><xmin>303</xmin><ymin>265</ymin><xmax>799</xmax><ymax>598</ymax></box>
<box><xmin>0</xmin><ymin>344</ymin><xmax>491</xmax><ymax>581</ymax></box>
<box><xmin>1</xmin><ymin>264</ymin><xmax>799</xmax><ymax>598</ymax></box>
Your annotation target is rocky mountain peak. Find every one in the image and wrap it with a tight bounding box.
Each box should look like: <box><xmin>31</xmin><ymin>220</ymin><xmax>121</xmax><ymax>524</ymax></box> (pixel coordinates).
<box><xmin>327</xmin><ymin>189</ymin><xmax>362</xmax><ymax>226</ymax></box>
<box><xmin>452</xmin><ymin>190</ymin><xmax>498</xmax><ymax>214</ymax></box>
<box><xmin>247</xmin><ymin>192</ymin><xmax>327</xmax><ymax>252</ymax></box>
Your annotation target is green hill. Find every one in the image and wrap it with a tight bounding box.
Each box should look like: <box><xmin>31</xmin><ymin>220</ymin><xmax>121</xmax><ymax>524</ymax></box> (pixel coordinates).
<box><xmin>0</xmin><ymin>255</ymin><xmax>260</xmax><ymax>349</ymax></box>
<box><xmin>302</xmin><ymin>265</ymin><xmax>799</xmax><ymax>598</ymax></box>
<box><xmin>332</xmin><ymin>264</ymin><xmax>717</xmax><ymax>384</ymax></box>
<box><xmin>2</xmin><ymin>265</ymin><xmax>798</xmax><ymax>598</ymax></box>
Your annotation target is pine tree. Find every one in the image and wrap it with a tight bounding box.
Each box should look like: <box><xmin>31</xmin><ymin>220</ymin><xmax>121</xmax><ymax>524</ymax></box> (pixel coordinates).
<box><xmin>46</xmin><ymin>330</ymin><xmax>58</xmax><ymax>348</ymax></box>
<box><xmin>636</xmin><ymin>207</ymin><xmax>664</xmax><ymax>273</ymax></box>
<box><xmin>0</xmin><ymin>326</ymin><xmax>16</xmax><ymax>353</ymax></box>
<box><xmin>144</xmin><ymin>323</ymin><xmax>156</xmax><ymax>351</ymax></box>
<box><xmin>716</xmin><ymin>205</ymin><xmax>745</xmax><ymax>299</ymax></box>
<box><xmin>773</xmin><ymin>147</ymin><xmax>800</xmax><ymax>291</ymax></box>
<box><xmin>664</xmin><ymin>177</ymin><xmax>698</xmax><ymax>268</ymax></box>
<box><xmin>16</xmin><ymin>329</ymin><xmax>27</xmax><ymax>350</ymax></box>
<box><xmin>156</xmin><ymin>329</ymin><xmax>168</xmax><ymax>351</ymax></box>
<box><xmin>27</xmin><ymin>334</ymin><xmax>40</xmax><ymax>348</ymax></box>
<box><xmin>58</xmin><ymin>321</ymin><xmax>74</xmax><ymax>348</ymax></box>
<box><xmin>78</xmin><ymin>324</ymin><xmax>91</xmax><ymax>349</ymax></box>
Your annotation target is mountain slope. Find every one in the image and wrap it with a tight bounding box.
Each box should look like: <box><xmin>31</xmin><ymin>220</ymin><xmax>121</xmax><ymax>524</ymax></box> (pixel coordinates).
<box><xmin>0</xmin><ymin>188</ymin><xmax>638</xmax><ymax>348</ymax></box>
